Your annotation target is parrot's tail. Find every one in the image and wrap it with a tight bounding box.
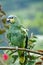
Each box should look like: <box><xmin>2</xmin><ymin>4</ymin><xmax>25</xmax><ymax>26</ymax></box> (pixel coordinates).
<box><xmin>19</xmin><ymin>53</ymin><xmax>27</xmax><ymax>65</ymax></box>
<box><xmin>18</xmin><ymin>51</ymin><xmax>25</xmax><ymax>64</ymax></box>
<box><xmin>19</xmin><ymin>56</ymin><xmax>25</xmax><ymax>64</ymax></box>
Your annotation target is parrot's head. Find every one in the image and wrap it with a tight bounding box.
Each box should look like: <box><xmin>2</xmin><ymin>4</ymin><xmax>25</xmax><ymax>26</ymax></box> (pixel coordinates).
<box><xmin>7</xmin><ymin>15</ymin><xmax>17</xmax><ymax>23</ymax></box>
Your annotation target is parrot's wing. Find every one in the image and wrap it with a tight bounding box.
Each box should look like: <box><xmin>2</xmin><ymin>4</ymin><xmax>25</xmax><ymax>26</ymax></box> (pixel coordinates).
<box><xmin>7</xmin><ymin>29</ymin><xmax>11</xmax><ymax>41</ymax></box>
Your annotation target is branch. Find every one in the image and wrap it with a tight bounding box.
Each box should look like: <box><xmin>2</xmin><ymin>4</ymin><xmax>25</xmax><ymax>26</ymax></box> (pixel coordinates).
<box><xmin>0</xmin><ymin>47</ymin><xmax>43</xmax><ymax>56</ymax></box>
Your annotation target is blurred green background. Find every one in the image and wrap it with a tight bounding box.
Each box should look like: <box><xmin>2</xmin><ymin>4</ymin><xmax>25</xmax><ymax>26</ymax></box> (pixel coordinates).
<box><xmin>0</xmin><ymin>0</ymin><xmax>43</xmax><ymax>35</ymax></box>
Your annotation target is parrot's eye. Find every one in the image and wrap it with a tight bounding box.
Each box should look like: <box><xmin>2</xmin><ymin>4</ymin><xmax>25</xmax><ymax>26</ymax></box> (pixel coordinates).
<box><xmin>8</xmin><ymin>17</ymin><xmax>13</xmax><ymax>19</ymax></box>
<box><xmin>11</xmin><ymin>17</ymin><xmax>13</xmax><ymax>19</ymax></box>
<box><xmin>10</xmin><ymin>17</ymin><xmax>13</xmax><ymax>19</ymax></box>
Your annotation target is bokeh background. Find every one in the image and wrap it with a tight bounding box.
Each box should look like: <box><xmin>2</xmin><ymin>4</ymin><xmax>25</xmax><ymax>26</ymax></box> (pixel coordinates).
<box><xmin>0</xmin><ymin>0</ymin><xmax>43</xmax><ymax>34</ymax></box>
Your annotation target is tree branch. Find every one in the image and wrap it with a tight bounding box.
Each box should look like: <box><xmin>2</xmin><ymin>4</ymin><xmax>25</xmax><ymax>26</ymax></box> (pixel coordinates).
<box><xmin>0</xmin><ymin>47</ymin><xmax>43</xmax><ymax>56</ymax></box>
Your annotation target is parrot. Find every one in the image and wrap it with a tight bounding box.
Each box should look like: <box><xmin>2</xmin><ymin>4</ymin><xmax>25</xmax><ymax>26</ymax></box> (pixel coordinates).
<box><xmin>6</xmin><ymin>15</ymin><xmax>28</xmax><ymax>64</ymax></box>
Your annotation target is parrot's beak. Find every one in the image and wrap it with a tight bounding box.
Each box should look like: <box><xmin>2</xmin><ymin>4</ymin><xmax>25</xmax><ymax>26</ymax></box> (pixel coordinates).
<box><xmin>7</xmin><ymin>18</ymin><xmax>10</xmax><ymax>23</ymax></box>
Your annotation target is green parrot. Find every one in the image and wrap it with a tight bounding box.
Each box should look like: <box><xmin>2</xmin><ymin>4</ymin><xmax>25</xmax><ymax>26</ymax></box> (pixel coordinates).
<box><xmin>6</xmin><ymin>15</ymin><xmax>28</xmax><ymax>64</ymax></box>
